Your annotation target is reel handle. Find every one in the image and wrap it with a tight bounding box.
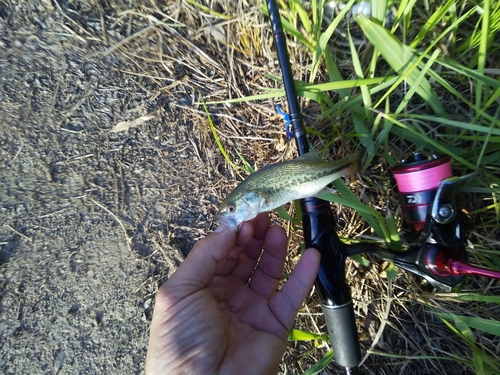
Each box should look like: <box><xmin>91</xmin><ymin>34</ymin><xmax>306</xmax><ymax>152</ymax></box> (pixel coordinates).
<box><xmin>430</xmin><ymin>255</ymin><xmax>500</xmax><ymax>279</ymax></box>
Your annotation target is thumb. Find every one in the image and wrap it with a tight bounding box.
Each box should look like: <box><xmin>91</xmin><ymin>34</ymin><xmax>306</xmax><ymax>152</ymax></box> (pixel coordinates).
<box><xmin>167</xmin><ymin>224</ymin><xmax>236</xmax><ymax>293</ymax></box>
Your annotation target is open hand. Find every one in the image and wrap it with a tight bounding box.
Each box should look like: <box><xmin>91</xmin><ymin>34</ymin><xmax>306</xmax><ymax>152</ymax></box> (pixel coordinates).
<box><xmin>145</xmin><ymin>212</ymin><xmax>320</xmax><ymax>375</ymax></box>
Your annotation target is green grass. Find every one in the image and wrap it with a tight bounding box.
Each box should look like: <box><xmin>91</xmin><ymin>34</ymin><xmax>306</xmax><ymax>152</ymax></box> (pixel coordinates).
<box><xmin>205</xmin><ymin>0</ymin><xmax>500</xmax><ymax>373</ymax></box>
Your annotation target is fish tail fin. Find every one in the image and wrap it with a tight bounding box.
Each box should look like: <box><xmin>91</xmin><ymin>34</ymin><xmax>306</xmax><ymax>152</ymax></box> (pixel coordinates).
<box><xmin>344</xmin><ymin>148</ymin><xmax>366</xmax><ymax>175</ymax></box>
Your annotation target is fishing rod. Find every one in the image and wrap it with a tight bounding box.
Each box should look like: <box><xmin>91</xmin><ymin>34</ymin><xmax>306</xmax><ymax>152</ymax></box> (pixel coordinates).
<box><xmin>266</xmin><ymin>1</ymin><xmax>362</xmax><ymax>373</ymax></box>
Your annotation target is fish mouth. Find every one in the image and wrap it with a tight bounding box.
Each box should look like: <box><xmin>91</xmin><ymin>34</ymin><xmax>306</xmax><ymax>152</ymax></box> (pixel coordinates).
<box><xmin>215</xmin><ymin>213</ymin><xmax>240</xmax><ymax>231</ymax></box>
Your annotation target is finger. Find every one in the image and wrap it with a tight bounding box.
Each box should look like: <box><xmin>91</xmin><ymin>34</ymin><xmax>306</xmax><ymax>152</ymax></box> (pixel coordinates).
<box><xmin>215</xmin><ymin>218</ymin><xmax>255</xmax><ymax>276</ymax></box>
<box><xmin>166</xmin><ymin>223</ymin><xmax>236</xmax><ymax>294</ymax></box>
<box><xmin>269</xmin><ymin>248</ymin><xmax>320</xmax><ymax>339</ymax></box>
<box><xmin>248</xmin><ymin>225</ymin><xmax>287</xmax><ymax>299</ymax></box>
<box><xmin>224</xmin><ymin>213</ymin><xmax>271</xmax><ymax>282</ymax></box>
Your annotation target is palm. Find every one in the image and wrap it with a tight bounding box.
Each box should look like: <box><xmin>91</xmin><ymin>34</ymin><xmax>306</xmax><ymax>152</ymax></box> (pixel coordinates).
<box><xmin>146</xmin><ymin>213</ymin><xmax>320</xmax><ymax>375</ymax></box>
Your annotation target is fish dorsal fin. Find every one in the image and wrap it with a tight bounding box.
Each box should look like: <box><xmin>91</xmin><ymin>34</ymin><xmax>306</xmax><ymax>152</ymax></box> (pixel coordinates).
<box><xmin>295</xmin><ymin>150</ymin><xmax>323</xmax><ymax>161</ymax></box>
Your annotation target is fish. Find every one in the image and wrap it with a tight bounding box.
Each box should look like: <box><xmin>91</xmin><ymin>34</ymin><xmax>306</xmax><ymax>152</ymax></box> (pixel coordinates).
<box><xmin>217</xmin><ymin>150</ymin><xmax>362</xmax><ymax>230</ymax></box>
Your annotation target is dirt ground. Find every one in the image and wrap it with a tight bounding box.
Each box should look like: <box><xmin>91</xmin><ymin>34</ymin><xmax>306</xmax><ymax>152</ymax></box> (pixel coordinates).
<box><xmin>0</xmin><ymin>1</ymin><xmax>236</xmax><ymax>373</ymax></box>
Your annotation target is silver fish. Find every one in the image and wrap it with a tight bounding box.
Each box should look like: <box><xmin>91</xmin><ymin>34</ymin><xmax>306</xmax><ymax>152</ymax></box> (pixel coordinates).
<box><xmin>217</xmin><ymin>150</ymin><xmax>361</xmax><ymax>230</ymax></box>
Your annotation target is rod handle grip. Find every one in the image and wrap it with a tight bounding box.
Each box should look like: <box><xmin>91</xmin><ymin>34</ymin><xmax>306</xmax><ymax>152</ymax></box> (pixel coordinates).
<box><xmin>322</xmin><ymin>301</ymin><xmax>362</xmax><ymax>368</ymax></box>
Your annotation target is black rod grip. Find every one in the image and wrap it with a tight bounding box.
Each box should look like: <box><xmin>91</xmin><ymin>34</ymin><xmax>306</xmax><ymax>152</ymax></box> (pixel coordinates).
<box><xmin>302</xmin><ymin>198</ymin><xmax>362</xmax><ymax>370</ymax></box>
<box><xmin>322</xmin><ymin>302</ymin><xmax>362</xmax><ymax>369</ymax></box>
<box><xmin>302</xmin><ymin>199</ymin><xmax>353</xmax><ymax>306</ymax></box>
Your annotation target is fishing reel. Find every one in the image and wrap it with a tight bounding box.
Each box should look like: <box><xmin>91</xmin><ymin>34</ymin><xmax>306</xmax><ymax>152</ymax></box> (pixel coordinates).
<box><xmin>369</xmin><ymin>153</ymin><xmax>500</xmax><ymax>291</ymax></box>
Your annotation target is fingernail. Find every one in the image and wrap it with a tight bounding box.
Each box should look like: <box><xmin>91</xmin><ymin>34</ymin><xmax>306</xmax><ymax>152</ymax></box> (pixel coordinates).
<box><xmin>215</xmin><ymin>223</ymin><xmax>229</xmax><ymax>233</ymax></box>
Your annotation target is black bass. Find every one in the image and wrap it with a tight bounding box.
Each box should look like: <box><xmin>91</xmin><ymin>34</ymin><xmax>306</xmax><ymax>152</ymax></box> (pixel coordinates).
<box><xmin>217</xmin><ymin>150</ymin><xmax>361</xmax><ymax>230</ymax></box>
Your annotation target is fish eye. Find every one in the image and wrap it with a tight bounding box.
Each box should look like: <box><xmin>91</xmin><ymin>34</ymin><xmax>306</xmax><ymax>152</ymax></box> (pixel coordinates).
<box><xmin>227</xmin><ymin>204</ymin><xmax>235</xmax><ymax>212</ymax></box>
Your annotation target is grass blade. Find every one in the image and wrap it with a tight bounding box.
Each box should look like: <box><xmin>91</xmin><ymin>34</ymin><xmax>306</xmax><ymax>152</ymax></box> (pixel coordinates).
<box><xmin>203</xmin><ymin>102</ymin><xmax>243</xmax><ymax>175</ymax></box>
<box><xmin>288</xmin><ymin>329</ymin><xmax>329</xmax><ymax>342</ymax></box>
<box><xmin>355</xmin><ymin>14</ymin><xmax>446</xmax><ymax>115</ymax></box>
<box><xmin>310</xmin><ymin>0</ymin><xmax>356</xmax><ymax>81</ymax></box>
<box><xmin>438</xmin><ymin>293</ymin><xmax>500</xmax><ymax>304</ymax></box>
<box><xmin>183</xmin><ymin>0</ymin><xmax>233</xmax><ymax>19</ymax></box>
<box><xmin>409</xmin><ymin>0</ymin><xmax>456</xmax><ymax>48</ymax></box>
<box><xmin>438</xmin><ymin>313</ymin><xmax>500</xmax><ymax>336</ymax></box>
<box><xmin>395</xmin><ymin>49</ymin><xmax>440</xmax><ymax>114</ymax></box>
<box><xmin>205</xmin><ymin>76</ymin><xmax>396</xmax><ymax>105</ymax></box>
<box><xmin>302</xmin><ymin>349</ymin><xmax>335</xmax><ymax>375</ymax></box>
<box><xmin>371</xmin><ymin>0</ymin><xmax>388</xmax><ymax>24</ymax></box>
<box><xmin>348</xmin><ymin>27</ymin><xmax>372</xmax><ymax>117</ymax></box>
<box><xmin>476</xmin><ymin>0</ymin><xmax>490</xmax><ymax>111</ymax></box>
